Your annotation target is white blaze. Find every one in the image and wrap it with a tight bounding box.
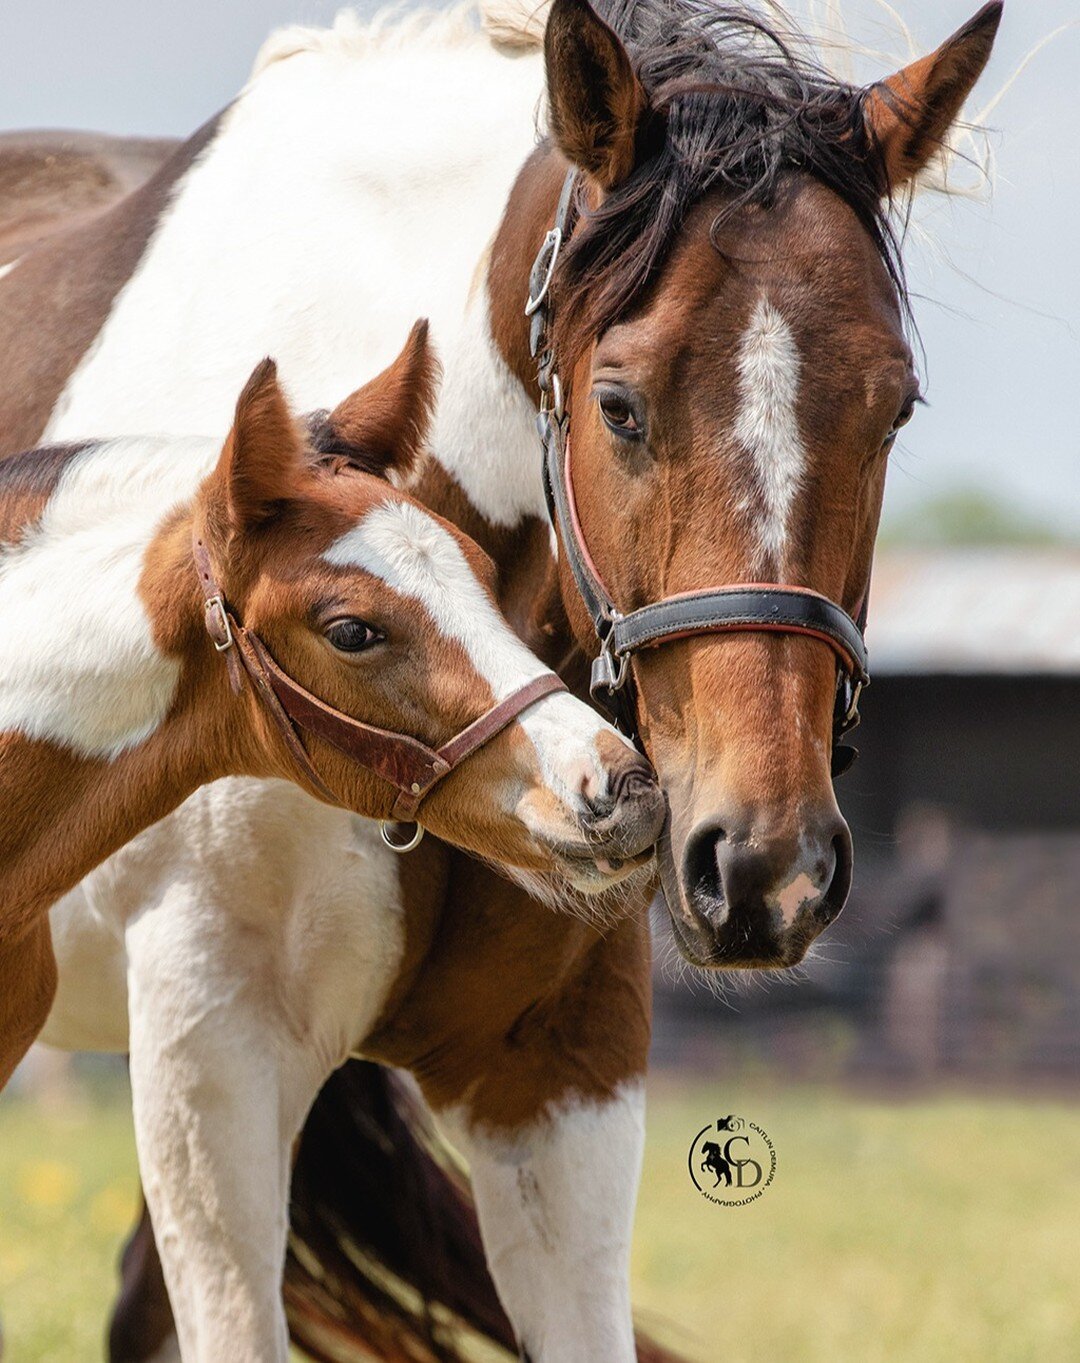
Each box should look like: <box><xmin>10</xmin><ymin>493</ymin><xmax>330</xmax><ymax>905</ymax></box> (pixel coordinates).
<box><xmin>325</xmin><ymin>501</ymin><xmax>634</xmax><ymax>800</ymax></box>
<box><xmin>733</xmin><ymin>297</ymin><xmax>805</xmax><ymax>565</ymax></box>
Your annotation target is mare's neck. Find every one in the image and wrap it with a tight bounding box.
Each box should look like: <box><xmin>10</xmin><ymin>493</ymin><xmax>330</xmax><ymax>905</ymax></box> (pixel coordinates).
<box><xmin>418</xmin><ymin>147</ymin><xmax>572</xmax><ymax>660</ymax></box>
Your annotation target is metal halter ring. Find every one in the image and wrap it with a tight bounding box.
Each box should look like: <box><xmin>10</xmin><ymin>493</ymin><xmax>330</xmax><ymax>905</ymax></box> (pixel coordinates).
<box><xmin>379</xmin><ymin>820</ymin><xmax>425</xmax><ymax>853</ymax></box>
<box><xmin>525</xmin><ymin>227</ymin><xmax>563</xmax><ymax>316</ymax></box>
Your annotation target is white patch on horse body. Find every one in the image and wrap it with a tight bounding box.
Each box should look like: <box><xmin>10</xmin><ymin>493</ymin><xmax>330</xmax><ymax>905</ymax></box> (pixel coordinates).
<box><xmin>43</xmin><ymin>11</ymin><xmax>545</xmax><ymax>542</ymax></box>
<box><xmin>327</xmin><ymin>502</ymin><xmax>634</xmax><ymax>800</ymax></box>
<box><xmin>0</xmin><ymin>259</ymin><xmax>20</xmax><ymax>283</ymax></box>
<box><xmin>0</xmin><ymin>436</ymin><xmax>215</xmax><ymax>758</ymax></box>
<box><xmin>443</xmin><ymin>1081</ymin><xmax>644</xmax><ymax>1363</ymax></box>
<box><xmin>733</xmin><ymin>297</ymin><xmax>805</xmax><ymax>566</ymax></box>
<box><xmin>432</xmin><ymin>277</ymin><xmax>549</xmax><ymax>528</ymax></box>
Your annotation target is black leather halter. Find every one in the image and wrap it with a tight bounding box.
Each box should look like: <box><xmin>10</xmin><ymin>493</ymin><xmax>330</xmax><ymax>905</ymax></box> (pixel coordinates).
<box><xmin>528</xmin><ymin>172</ymin><xmax>870</xmax><ymax>778</ymax></box>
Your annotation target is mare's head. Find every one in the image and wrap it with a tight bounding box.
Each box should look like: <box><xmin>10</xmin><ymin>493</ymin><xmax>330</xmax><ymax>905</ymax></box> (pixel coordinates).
<box><xmin>537</xmin><ymin>0</ymin><xmax>1001</xmax><ymax>963</ymax></box>
<box><xmin>193</xmin><ymin>323</ymin><xmax>663</xmax><ymax>890</ymax></box>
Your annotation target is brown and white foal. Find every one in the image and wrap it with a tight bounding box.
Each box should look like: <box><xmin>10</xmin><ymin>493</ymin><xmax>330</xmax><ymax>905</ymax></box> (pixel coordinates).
<box><xmin>0</xmin><ymin>324</ymin><xmax>660</xmax><ymax>1087</ymax></box>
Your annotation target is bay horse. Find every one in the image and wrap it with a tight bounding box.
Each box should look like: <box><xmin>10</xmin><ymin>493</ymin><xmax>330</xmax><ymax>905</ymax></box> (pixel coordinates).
<box><xmin>0</xmin><ymin>323</ymin><xmax>662</xmax><ymax>1091</ymax></box>
<box><xmin>0</xmin><ymin>0</ymin><xmax>1001</xmax><ymax>1358</ymax></box>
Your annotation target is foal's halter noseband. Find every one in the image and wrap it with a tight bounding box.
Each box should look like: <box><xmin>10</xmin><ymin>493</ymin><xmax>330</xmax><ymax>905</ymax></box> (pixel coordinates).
<box><xmin>528</xmin><ymin>172</ymin><xmax>870</xmax><ymax>777</ymax></box>
<box><xmin>193</xmin><ymin>532</ymin><xmax>566</xmax><ymax>849</ymax></box>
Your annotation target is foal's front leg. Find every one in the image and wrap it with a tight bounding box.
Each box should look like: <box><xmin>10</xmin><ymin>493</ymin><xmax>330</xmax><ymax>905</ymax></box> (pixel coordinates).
<box><xmin>443</xmin><ymin>1080</ymin><xmax>644</xmax><ymax>1363</ymax></box>
<box><xmin>124</xmin><ymin>901</ymin><xmax>327</xmax><ymax>1363</ymax></box>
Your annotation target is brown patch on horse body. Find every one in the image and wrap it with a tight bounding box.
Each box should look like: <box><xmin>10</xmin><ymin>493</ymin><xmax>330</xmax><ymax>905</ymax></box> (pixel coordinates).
<box><xmin>0</xmin><ymin>440</ymin><xmax>93</xmax><ymax>542</ymax></box>
<box><xmin>365</xmin><ymin>850</ymin><xmax>652</xmax><ymax>1129</ymax></box>
<box><xmin>0</xmin><ymin>128</ymin><xmax>178</xmax><ymax>267</ymax></box>
<box><xmin>0</xmin><ymin>113</ymin><xmax>222</xmax><ymax>455</ymax></box>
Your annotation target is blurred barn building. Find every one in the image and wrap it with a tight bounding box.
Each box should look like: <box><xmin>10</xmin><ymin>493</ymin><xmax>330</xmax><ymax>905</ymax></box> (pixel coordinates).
<box><xmin>652</xmin><ymin>548</ymin><xmax>1080</xmax><ymax>1085</ymax></box>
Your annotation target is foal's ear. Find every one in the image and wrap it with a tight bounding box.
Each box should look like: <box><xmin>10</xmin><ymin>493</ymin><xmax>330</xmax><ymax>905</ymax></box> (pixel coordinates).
<box><xmin>864</xmin><ymin>1</ymin><xmax>1002</xmax><ymax>193</ymax></box>
<box><xmin>319</xmin><ymin>319</ymin><xmax>439</xmax><ymax>483</ymax></box>
<box><xmin>216</xmin><ymin>357</ymin><xmax>305</xmax><ymax>533</ymax></box>
<box><xmin>545</xmin><ymin>0</ymin><xmax>653</xmax><ymax>192</ymax></box>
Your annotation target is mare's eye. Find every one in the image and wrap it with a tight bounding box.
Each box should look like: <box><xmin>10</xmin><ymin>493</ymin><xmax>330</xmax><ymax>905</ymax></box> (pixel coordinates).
<box><xmin>597</xmin><ymin>388</ymin><xmax>643</xmax><ymax>439</ymax></box>
<box><xmin>887</xmin><ymin>398</ymin><xmax>917</xmax><ymax>442</ymax></box>
<box><xmin>325</xmin><ymin>617</ymin><xmax>383</xmax><ymax>653</ymax></box>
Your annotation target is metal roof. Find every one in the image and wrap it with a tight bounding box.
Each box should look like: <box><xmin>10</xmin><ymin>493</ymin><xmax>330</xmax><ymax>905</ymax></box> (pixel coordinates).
<box><xmin>866</xmin><ymin>548</ymin><xmax>1080</xmax><ymax>675</ymax></box>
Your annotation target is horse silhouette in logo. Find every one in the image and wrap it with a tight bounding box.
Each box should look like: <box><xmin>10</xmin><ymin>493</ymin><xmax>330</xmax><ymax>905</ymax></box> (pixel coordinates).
<box><xmin>701</xmin><ymin>1140</ymin><xmax>734</xmax><ymax>1188</ymax></box>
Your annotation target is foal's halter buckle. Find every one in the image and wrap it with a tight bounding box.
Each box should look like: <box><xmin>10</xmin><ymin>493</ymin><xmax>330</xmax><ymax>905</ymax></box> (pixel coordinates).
<box><xmin>192</xmin><ymin>530</ymin><xmax>568</xmax><ymax>842</ymax></box>
<box><xmin>527</xmin><ymin>169</ymin><xmax>872</xmax><ymax>776</ymax></box>
<box><xmin>205</xmin><ymin>595</ymin><xmax>234</xmax><ymax>652</ymax></box>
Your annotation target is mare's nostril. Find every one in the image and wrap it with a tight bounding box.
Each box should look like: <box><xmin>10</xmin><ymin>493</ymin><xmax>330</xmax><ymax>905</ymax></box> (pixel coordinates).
<box><xmin>682</xmin><ymin>822</ymin><xmax>728</xmax><ymax>922</ymax></box>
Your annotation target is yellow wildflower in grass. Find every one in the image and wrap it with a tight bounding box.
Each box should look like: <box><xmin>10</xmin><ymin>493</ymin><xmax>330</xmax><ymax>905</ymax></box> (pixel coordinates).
<box><xmin>15</xmin><ymin>1160</ymin><xmax>79</xmax><ymax>1213</ymax></box>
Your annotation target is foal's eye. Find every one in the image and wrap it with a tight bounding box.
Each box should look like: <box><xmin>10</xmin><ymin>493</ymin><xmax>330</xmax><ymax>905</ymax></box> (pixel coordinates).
<box><xmin>596</xmin><ymin>388</ymin><xmax>643</xmax><ymax>439</ymax></box>
<box><xmin>325</xmin><ymin>617</ymin><xmax>383</xmax><ymax>653</ymax></box>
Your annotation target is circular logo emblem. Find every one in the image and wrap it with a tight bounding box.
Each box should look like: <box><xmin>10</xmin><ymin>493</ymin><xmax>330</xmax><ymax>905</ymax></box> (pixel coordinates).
<box><xmin>688</xmin><ymin>1114</ymin><xmax>776</xmax><ymax>1206</ymax></box>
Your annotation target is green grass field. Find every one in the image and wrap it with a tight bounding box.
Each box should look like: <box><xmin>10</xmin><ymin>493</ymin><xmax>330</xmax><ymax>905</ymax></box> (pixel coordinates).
<box><xmin>1</xmin><ymin>1077</ymin><xmax>1077</xmax><ymax>1362</ymax></box>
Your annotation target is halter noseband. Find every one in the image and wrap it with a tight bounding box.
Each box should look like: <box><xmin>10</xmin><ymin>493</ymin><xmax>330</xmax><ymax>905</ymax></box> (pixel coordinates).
<box><xmin>193</xmin><ymin>531</ymin><xmax>566</xmax><ymax>849</ymax></box>
<box><xmin>528</xmin><ymin>171</ymin><xmax>870</xmax><ymax>777</ymax></box>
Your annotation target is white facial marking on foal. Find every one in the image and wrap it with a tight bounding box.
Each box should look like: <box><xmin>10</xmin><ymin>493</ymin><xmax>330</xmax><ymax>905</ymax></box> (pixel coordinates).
<box><xmin>733</xmin><ymin>297</ymin><xmax>805</xmax><ymax>566</ymax></box>
<box><xmin>0</xmin><ymin>436</ymin><xmax>216</xmax><ymax>758</ymax></box>
<box><xmin>325</xmin><ymin>501</ymin><xmax>632</xmax><ymax>803</ymax></box>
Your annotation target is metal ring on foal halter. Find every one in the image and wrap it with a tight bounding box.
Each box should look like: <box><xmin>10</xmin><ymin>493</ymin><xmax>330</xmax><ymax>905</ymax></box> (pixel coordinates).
<box><xmin>192</xmin><ymin>533</ymin><xmax>567</xmax><ymax>850</ymax></box>
<box><xmin>528</xmin><ymin>171</ymin><xmax>871</xmax><ymax>779</ymax></box>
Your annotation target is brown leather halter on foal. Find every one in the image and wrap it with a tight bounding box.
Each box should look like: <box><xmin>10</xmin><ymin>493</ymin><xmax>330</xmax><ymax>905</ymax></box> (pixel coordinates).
<box><xmin>528</xmin><ymin>171</ymin><xmax>870</xmax><ymax>778</ymax></box>
<box><xmin>193</xmin><ymin>532</ymin><xmax>567</xmax><ymax>850</ymax></box>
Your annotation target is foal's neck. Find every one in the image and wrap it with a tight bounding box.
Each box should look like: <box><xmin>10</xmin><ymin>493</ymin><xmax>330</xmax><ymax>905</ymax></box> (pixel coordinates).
<box><xmin>0</xmin><ymin>472</ymin><xmax>247</xmax><ymax>938</ymax></box>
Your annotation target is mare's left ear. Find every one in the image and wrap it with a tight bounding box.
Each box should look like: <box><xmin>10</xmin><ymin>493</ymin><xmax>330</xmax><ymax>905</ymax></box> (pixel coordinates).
<box><xmin>544</xmin><ymin>0</ymin><xmax>655</xmax><ymax>192</ymax></box>
<box><xmin>318</xmin><ymin>319</ymin><xmax>439</xmax><ymax>483</ymax></box>
<box><xmin>215</xmin><ymin>357</ymin><xmax>306</xmax><ymax>536</ymax></box>
<box><xmin>864</xmin><ymin>1</ymin><xmax>1003</xmax><ymax>193</ymax></box>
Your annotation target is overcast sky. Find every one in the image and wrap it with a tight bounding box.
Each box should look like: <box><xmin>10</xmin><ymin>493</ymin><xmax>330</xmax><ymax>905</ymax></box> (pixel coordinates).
<box><xmin>1</xmin><ymin>1</ymin><xmax>1076</xmax><ymax>535</ymax></box>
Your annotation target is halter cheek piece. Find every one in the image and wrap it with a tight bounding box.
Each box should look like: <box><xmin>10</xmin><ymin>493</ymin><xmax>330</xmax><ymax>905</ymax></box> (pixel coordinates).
<box><xmin>528</xmin><ymin>171</ymin><xmax>870</xmax><ymax>778</ymax></box>
<box><xmin>192</xmin><ymin>532</ymin><xmax>567</xmax><ymax>849</ymax></box>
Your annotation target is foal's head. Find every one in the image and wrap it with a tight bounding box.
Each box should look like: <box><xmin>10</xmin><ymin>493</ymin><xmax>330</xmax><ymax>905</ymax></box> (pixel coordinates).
<box><xmin>534</xmin><ymin>0</ymin><xmax>1001</xmax><ymax>963</ymax></box>
<box><xmin>191</xmin><ymin>324</ymin><xmax>662</xmax><ymax>889</ymax></box>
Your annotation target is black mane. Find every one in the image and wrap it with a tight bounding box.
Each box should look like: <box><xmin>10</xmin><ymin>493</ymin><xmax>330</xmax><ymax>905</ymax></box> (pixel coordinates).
<box><xmin>553</xmin><ymin>0</ymin><xmax>905</xmax><ymax>355</ymax></box>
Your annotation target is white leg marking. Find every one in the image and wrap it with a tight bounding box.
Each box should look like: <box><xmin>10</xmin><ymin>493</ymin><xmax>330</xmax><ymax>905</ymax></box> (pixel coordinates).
<box><xmin>734</xmin><ymin>297</ymin><xmax>805</xmax><ymax>566</ymax></box>
<box><xmin>444</xmin><ymin>1082</ymin><xmax>644</xmax><ymax>1363</ymax></box>
<box><xmin>41</xmin><ymin>779</ymin><xmax>410</xmax><ymax>1361</ymax></box>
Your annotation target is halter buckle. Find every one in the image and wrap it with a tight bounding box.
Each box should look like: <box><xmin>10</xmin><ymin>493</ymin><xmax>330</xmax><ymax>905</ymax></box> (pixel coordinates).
<box><xmin>205</xmin><ymin>595</ymin><xmax>234</xmax><ymax>652</ymax></box>
<box><xmin>590</xmin><ymin>640</ymin><xmax>629</xmax><ymax>700</ymax></box>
